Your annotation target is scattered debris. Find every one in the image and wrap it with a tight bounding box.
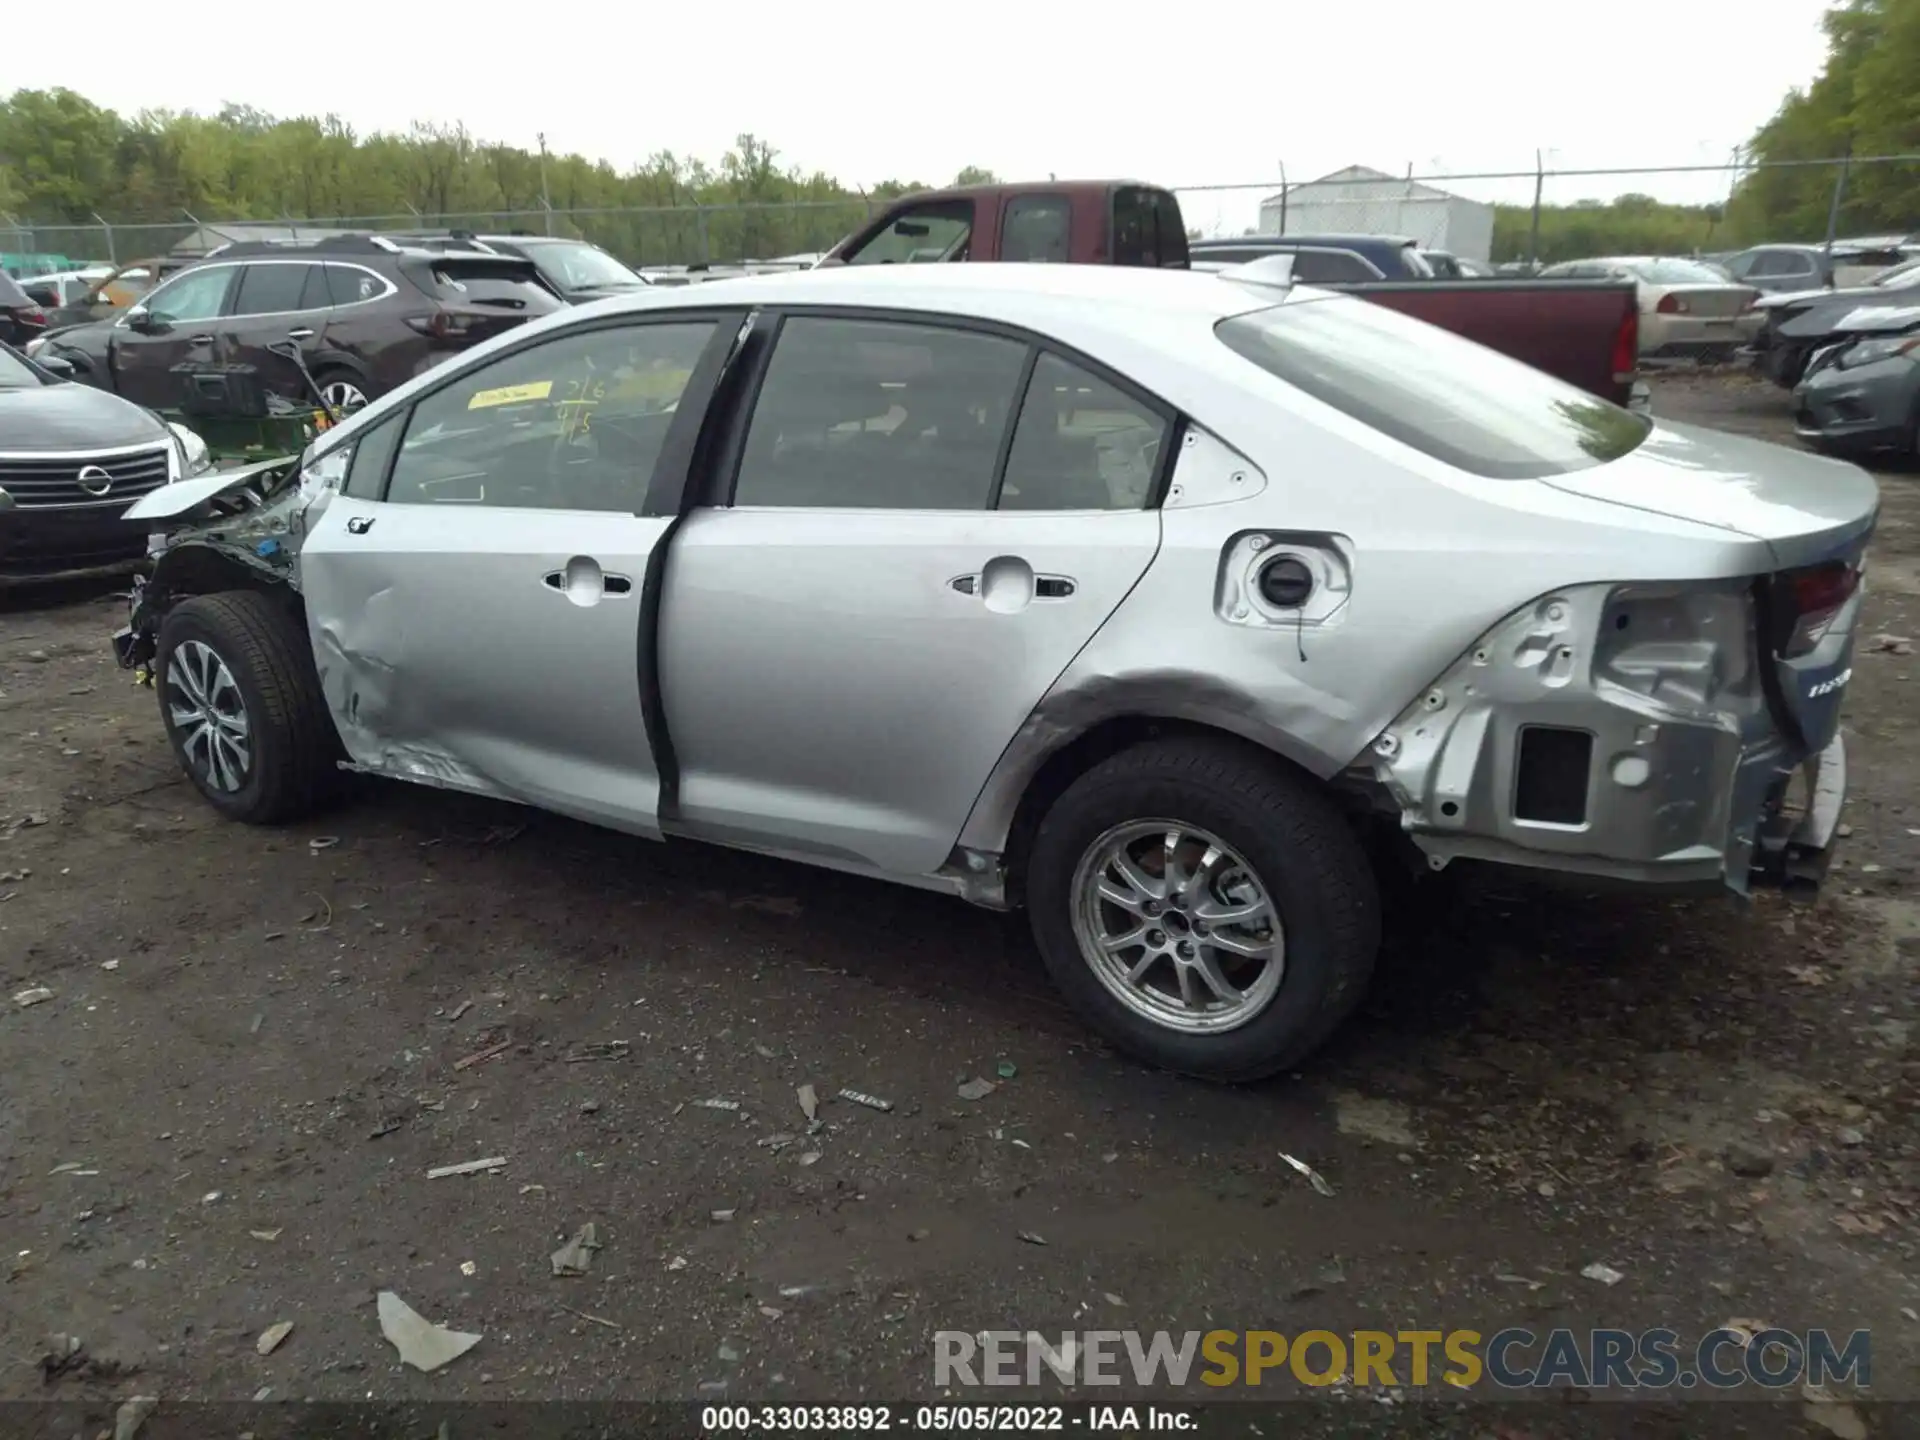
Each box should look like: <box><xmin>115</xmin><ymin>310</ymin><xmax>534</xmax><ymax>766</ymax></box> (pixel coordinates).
<box><xmin>718</xmin><ymin>1342</ymin><xmax>742</xmax><ymax>1363</ymax></box>
<box><xmin>248</xmin><ymin>1013</ymin><xmax>264</xmax><ymax>1035</ymax></box>
<box><xmin>1837</xmin><ymin>1126</ymin><xmax>1866</xmax><ymax>1148</ymax></box>
<box><xmin>667</xmin><ymin>1256</ymin><xmax>688</xmax><ymax>1272</ymax></box>
<box><xmin>1902</xmin><ymin>1306</ymin><xmax>1919</xmax><ymax>1323</ymax></box>
<box><xmin>253</xmin><ymin>1386</ymin><xmax>272</xmax><ymax>1402</ymax></box>
<box><xmin>459</xmin><ymin>1261</ymin><xmax>477</xmax><ymax>1277</ymax></box>
<box><xmin>1870</xmin><ymin>633</ymin><xmax>1914</xmax><ymax>656</ymax></box>
<box><xmin>114</xmin><ymin>1396</ymin><xmax>158</xmax><ymax>1440</ymax></box>
<box><xmin>426</xmin><ymin>1157</ymin><xmax>507</xmax><ymax>1180</ymax></box>
<box><xmin>255</xmin><ymin>1322</ymin><xmax>293</xmax><ymax>1356</ymax></box>
<box><xmin>13</xmin><ymin>986</ymin><xmax>55</xmax><ymax>1008</ymax></box>
<box><xmin>908</xmin><ymin>1229</ymin><xmax>931</xmax><ymax>1242</ymax></box>
<box><xmin>1279</xmin><ymin>1152</ymin><xmax>1335</xmax><ymax>1198</ymax></box>
<box><xmin>777</xmin><ymin>1285</ymin><xmax>816</xmax><ymax>1299</ymax></box>
<box><xmin>760</xmin><ymin>1305</ymin><xmax>783</xmax><ymax>1320</ymax></box>
<box><xmin>250</xmin><ymin>1229</ymin><xmax>282</xmax><ymax>1242</ymax></box>
<box><xmin>838</xmin><ymin>1088</ymin><xmax>894</xmax><ymax>1113</ymax></box>
<box><xmin>1018</xmin><ymin>1231</ymin><xmax>1048</xmax><ymax>1246</ymax></box>
<box><xmin>996</xmin><ymin>1061</ymin><xmax>1018</xmax><ymax>1079</ymax></box>
<box><xmin>1334</xmin><ymin>1092</ymin><xmax>1417</xmax><ymax>1148</ymax></box>
<box><xmin>756</xmin><ymin>1134</ymin><xmax>797</xmax><ymax>1151</ymax></box>
<box><xmin>101</xmin><ymin>959</ymin><xmax>119</xmax><ymax>972</ymax></box>
<box><xmin>1720</xmin><ymin>1318</ymin><xmax>1769</xmax><ymax>1350</ymax></box>
<box><xmin>558</xmin><ymin>1303</ymin><xmax>621</xmax><ymax>1331</ymax></box>
<box><xmin>579</xmin><ymin>1100</ymin><xmax>601</xmax><ymax>1115</ymax></box>
<box><xmin>562</xmin><ymin>1041</ymin><xmax>630</xmax><ymax>1064</ymax></box>
<box><xmin>1103</xmin><ymin>1293</ymin><xmax>1125</xmax><ymax>1306</ymax></box>
<box><xmin>202</xmin><ymin>1191</ymin><xmax>223</xmax><ymax>1205</ymax></box>
<box><xmin>551</xmin><ymin>1223</ymin><xmax>601</xmax><ymax>1277</ymax></box>
<box><xmin>368</xmin><ymin>1118</ymin><xmax>404</xmax><ymax>1140</ymax></box>
<box><xmin>796</xmin><ymin>1085</ymin><xmax>819</xmax><ymax>1122</ymax></box>
<box><xmin>1724</xmin><ymin>1144</ymin><xmax>1775</xmax><ymax>1178</ymax></box>
<box><xmin>49</xmin><ymin>1161</ymin><xmax>88</xmax><ymax>1175</ymax></box>
<box><xmin>710</xmin><ymin>1209</ymin><xmax>737</xmax><ymax>1223</ymax></box>
<box><xmin>307</xmin><ymin>836</ymin><xmax>341</xmax><ymax>852</ymax></box>
<box><xmin>798</xmin><ymin>1152</ymin><xmax>822</xmax><ymax>1167</ymax></box>
<box><xmin>453</xmin><ymin>1037</ymin><xmax>514</xmax><ymax>1071</ymax></box>
<box><xmin>694</xmin><ymin>1098</ymin><xmax>741</xmax><ymax>1112</ymax></box>
<box><xmin>1802</xmin><ymin>1387</ymin><xmax>1869</xmax><ymax>1440</ymax></box>
<box><xmin>1580</xmin><ymin>1262</ymin><xmax>1625</xmax><ymax>1287</ymax></box>
<box><xmin>520</xmin><ymin>1185</ymin><xmax>547</xmax><ymax>1197</ymax></box>
<box><xmin>377</xmin><ymin>1290</ymin><xmax>481</xmax><ymax>1373</ymax></box>
<box><xmin>957</xmin><ymin>1077</ymin><xmax>996</xmax><ymax>1102</ymax></box>
<box><xmin>39</xmin><ymin>1333</ymin><xmax>88</xmax><ymax>1381</ymax></box>
<box><xmin>447</xmin><ymin>999</ymin><xmax>474</xmax><ymax>1022</ymax></box>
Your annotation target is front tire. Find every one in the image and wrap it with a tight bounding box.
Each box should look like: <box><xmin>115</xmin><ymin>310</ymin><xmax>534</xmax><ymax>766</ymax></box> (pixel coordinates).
<box><xmin>1027</xmin><ymin>737</ymin><xmax>1381</xmax><ymax>1082</ymax></box>
<box><xmin>155</xmin><ymin>591</ymin><xmax>340</xmax><ymax>824</ymax></box>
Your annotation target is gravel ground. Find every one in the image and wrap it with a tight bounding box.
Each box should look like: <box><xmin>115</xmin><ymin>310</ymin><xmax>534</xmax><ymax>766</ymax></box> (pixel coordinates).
<box><xmin>0</xmin><ymin>372</ymin><xmax>1915</xmax><ymax>1436</ymax></box>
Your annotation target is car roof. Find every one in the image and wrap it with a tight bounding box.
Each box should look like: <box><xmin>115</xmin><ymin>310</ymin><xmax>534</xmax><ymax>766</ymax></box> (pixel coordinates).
<box><xmin>1192</xmin><ymin>233</ymin><xmax>1418</xmax><ymax>248</ymax></box>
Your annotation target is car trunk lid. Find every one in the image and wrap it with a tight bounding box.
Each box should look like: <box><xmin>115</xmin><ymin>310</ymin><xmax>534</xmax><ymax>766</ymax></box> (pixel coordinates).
<box><xmin>1544</xmin><ymin>421</ymin><xmax>1877</xmax><ymax>762</ymax></box>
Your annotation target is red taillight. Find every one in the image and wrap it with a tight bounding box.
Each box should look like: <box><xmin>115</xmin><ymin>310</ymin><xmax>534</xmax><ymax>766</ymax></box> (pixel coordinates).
<box><xmin>405</xmin><ymin>311</ymin><xmax>484</xmax><ymax>340</ymax></box>
<box><xmin>1611</xmin><ymin>308</ymin><xmax>1638</xmax><ymax>381</ymax></box>
<box><xmin>1780</xmin><ymin>561</ymin><xmax>1861</xmax><ymax>657</ymax></box>
<box><xmin>20</xmin><ymin>304</ymin><xmax>46</xmax><ymax>327</ymax></box>
<box><xmin>1656</xmin><ymin>293</ymin><xmax>1689</xmax><ymax>315</ymax></box>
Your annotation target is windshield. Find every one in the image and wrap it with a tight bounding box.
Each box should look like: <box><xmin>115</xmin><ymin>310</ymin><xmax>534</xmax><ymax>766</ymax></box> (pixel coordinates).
<box><xmin>531</xmin><ymin>242</ymin><xmax>643</xmax><ymax>290</ymax></box>
<box><xmin>1621</xmin><ymin>258</ymin><xmax>1731</xmax><ymax>285</ymax></box>
<box><xmin>1216</xmin><ymin>297</ymin><xmax>1651</xmax><ymax>480</ymax></box>
<box><xmin>0</xmin><ymin>346</ymin><xmax>46</xmax><ymax>388</ymax></box>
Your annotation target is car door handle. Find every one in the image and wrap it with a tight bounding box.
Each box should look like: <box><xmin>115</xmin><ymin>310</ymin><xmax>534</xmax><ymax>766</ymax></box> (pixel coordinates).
<box><xmin>1035</xmin><ymin>576</ymin><xmax>1076</xmax><ymax>599</ymax></box>
<box><xmin>543</xmin><ymin>564</ymin><xmax>633</xmax><ymax>602</ymax></box>
<box><xmin>286</xmin><ymin>327</ymin><xmax>315</xmax><ymax>341</ymax></box>
<box><xmin>187</xmin><ymin>334</ymin><xmax>214</xmax><ymax>346</ymax></box>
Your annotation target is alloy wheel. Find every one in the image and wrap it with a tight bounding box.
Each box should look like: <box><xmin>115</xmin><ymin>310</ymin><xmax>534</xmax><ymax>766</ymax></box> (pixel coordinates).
<box><xmin>166</xmin><ymin>640</ymin><xmax>252</xmax><ymax>793</ymax></box>
<box><xmin>322</xmin><ymin>379</ymin><xmax>368</xmax><ymax>414</ymax></box>
<box><xmin>1070</xmin><ymin>819</ymin><xmax>1285</xmax><ymax>1034</ymax></box>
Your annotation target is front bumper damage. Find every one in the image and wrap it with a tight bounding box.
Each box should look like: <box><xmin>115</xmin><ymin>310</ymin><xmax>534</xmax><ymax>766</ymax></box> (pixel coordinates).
<box><xmin>1367</xmin><ymin>581</ymin><xmax>1847</xmax><ymax>895</ymax></box>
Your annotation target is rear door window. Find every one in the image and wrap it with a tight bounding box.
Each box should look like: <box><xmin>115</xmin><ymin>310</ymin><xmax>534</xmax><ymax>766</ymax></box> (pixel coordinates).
<box><xmin>230</xmin><ymin>263</ymin><xmax>315</xmax><ymax>316</ymax></box>
<box><xmin>1217</xmin><ymin>296</ymin><xmax>1650</xmax><ymax>480</ymax></box>
<box><xmin>325</xmin><ymin>264</ymin><xmax>389</xmax><ymax>307</ymax></box>
<box><xmin>842</xmin><ymin>202</ymin><xmax>975</xmax><ymax>265</ymax></box>
<box><xmin>998</xmin><ymin>353</ymin><xmax>1169</xmax><ymax>510</ymax></box>
<box><xmin>1001</xmin><ymin>195</ymin><xmax>1071</xmax><ymax>263</ymax></box>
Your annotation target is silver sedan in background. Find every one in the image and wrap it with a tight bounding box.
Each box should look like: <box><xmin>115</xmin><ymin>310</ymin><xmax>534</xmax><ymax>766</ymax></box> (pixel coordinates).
<box><xmin>112</xmin><ymin>265</ymin><xmax>1875</xmax><ymax>1081</ymax></box>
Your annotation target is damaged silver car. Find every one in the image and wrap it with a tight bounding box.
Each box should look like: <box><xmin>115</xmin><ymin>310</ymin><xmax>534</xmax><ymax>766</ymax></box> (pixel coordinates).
<box><xmin>113</xmin><ymin>265</ymin><xmax>1877</xmax><ymax>1080</ymax></box>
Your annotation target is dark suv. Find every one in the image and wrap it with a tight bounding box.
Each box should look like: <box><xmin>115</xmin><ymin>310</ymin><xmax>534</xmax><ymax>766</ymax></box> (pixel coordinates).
<box><xmin>380</xmin><ymin>231</ymin><xmax>649</xmax><ymax>303</ymax></box>
<box><xmin>31</xmin><ymin>235</ymin><xmax>564</xmax><ymax>416</ymax></box>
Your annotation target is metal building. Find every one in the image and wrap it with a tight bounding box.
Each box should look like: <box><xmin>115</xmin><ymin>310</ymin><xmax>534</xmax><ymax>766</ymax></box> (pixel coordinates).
<box><xmin>1258</xmin><ymin>165</ymin><xmax>1495</xmax><ymax>261</ymax></box>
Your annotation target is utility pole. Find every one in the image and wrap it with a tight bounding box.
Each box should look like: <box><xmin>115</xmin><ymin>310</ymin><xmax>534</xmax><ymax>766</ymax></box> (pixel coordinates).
<box><xmin>538</xmin><ymin>132</ymin><xmax>555</xmax><ymax>235</ymax></box>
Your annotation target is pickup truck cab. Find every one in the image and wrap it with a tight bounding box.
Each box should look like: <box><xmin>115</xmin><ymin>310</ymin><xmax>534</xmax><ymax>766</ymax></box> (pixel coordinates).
<box><xmin>824</xmin><ymin>182</ymin><xmax>1190</xmax><ymax>269</ymax></box>
<box><xmin>834</xmin><ymin>182</ymin><xmax>1637</xmax><ymax>406</ymax></box>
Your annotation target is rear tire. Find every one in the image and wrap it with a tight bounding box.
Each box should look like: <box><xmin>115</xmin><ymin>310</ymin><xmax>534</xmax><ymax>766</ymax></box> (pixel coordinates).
<box><xmin>1027</xmin><ymin>737</ymin><xmax>1380</xmax><ymax>1082</ymax></box>
<box><xmin>155</xmin><ymin>591</ymin><xmax>340</xmax><ymax>824</ymax></box>
<box><xmin>313</xmin><ymin>366</ymin><xmax>370</xmax><ymax>416</ymax></box>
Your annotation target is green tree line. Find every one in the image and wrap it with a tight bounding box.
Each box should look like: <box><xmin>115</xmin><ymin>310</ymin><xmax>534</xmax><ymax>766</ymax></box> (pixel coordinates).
<box><xmin>5</xmin><ymin>1</ymin><xmax>1919</xmax><ymax>270</ymax></box>
<box><xmin>0</xmin><ymin>88</ymin><xmax>997</xmax><ymax>265</ymax></box>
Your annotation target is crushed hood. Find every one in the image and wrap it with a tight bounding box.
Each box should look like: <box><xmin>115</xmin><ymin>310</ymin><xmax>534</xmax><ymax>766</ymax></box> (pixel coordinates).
<box><xmin>121</xmin><ymin>455</ymin><xmax>297</xmax><ymax>522</ymax></box>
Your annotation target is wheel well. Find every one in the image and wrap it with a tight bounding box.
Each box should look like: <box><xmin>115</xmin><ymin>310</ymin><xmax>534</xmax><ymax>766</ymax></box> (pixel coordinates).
<box><xmin>149</xmin><ymin>545</ymin><xmax>304</xmax><ymax>628</ymax></box>
<box><xmin>1000</xmin><ymin>717</ymin><xmax>1315</xmax><ymax>905</ymax></box>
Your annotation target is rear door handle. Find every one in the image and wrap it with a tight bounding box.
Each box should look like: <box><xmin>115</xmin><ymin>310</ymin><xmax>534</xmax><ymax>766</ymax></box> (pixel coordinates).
<box><xmin>187</xmin><ymin>334</ymin><xmax>214</xmax><ymax>346</ymax></box>
<box><xmin>543</xmin><ymin>565</ymin><xmax>633</xmax><ymax>600</ymax></box>
<box><xmin>1035</xmin><ymin>576</ymin><xmax>1076</xmax><ymax>599</ymax></box>
<box><xmin>286</xmin><ymin>327</ymin><xmax>315</xmax><ymax>341</ymax></box>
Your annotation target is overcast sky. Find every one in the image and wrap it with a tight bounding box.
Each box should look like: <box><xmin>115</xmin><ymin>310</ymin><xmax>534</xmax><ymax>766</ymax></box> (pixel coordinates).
<box><xmin>45</xmin><ymin>0</ymin><xmax>1835</xmax><ymax>232</ymax></box>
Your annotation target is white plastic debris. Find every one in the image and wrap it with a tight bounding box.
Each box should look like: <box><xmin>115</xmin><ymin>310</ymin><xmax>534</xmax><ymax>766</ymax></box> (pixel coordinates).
<box><xmin>838</xmin><ymin>1088</ymin><xmax>893</xmax><ymax>1112</ymax></box>
<box><xmin>957</xmin><ymin>1078</ymin><xmax>996</xmax><ymax>1102</ymax></box>
<box><xmin>694</xmin><ymin>1098</ymin><xmax>741</xmax><ymax>1112</ymax></box>
<box><xmin>1279</xmin><ymin>1151</ymin><xmax>1335</xmax><ymax>1197</ymax></box>
<box><xmin>376</xmin><ymin>1290</ymin><xmax>481</xmax><ymax>1373</ymax></box>
<box><xmin>114</xmin><ymin>1396</ymin><xmax>158</xmax><ymax>1440</ymax></box>
<box><xmin>1581</xmin><ymin>1262</ymin><xmax>1625</xmax><ymax>1286</ymax></box>
<box><xmin>256</xmin><ymin>1321</ymin><xmax>293</xmax><ymax>1356</ymax></box>
<box><xmin>13</xmin><ymin>987</ymin><xmax>55</xmax><ymax>1008</ymax></box>
<box><xmin>426</xmin><ymin>1157</ymin><xmax>507</xmax><ymax>1179</ymax></box>
<box><xmin>796</xmin><ymin>1085</ymin><xmax>818</xmax><ymax>1122</ymax></box>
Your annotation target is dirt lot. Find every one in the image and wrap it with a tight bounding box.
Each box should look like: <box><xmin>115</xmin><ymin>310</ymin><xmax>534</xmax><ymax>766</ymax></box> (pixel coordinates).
<box><xmin>1</xmin><ymin>372</ymin><xmax>1916</xmax><ymax>1433</ymax></box>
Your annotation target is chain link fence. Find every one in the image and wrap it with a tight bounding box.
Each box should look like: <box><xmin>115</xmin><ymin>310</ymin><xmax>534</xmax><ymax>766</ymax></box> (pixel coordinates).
<box><xmin>7</xmin><ymin>156</ymin><xmax>1920</xmax><ymax>276</ymax></box>
<box><xmin>1</xmin><ymin>200</ymin><xmax>881</xmax><ymax>273</ymax></box>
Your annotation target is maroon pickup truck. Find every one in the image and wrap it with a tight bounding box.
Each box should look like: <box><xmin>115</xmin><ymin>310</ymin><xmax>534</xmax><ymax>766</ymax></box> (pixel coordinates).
<box><xmin>822</xmin><ymin>181</ymin><xmax>1639</xmax><ymax>406</ymax></box>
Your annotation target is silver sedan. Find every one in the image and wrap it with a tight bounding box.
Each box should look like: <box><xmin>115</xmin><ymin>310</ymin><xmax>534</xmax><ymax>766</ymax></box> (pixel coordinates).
<box><xmin>113</xmin><ymin>263</ymin><xmax>1876</xmax><ymax>1080</ymax></box>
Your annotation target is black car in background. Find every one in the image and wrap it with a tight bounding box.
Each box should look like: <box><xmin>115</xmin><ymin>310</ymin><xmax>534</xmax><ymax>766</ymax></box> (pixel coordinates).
<box><xmin>0</xmin><ymin>272</ymin><xmax>49</xmax><ymax>349</ymax></box>
<box><xmin>0</xmin><ymin>341</ymin><xmax>211</xmax><ymax>582</ymax></box>
<box><xmin>1722</xmin><ymin>241</ymin><xmax>1909</xmax><ymax>295</ymax></box>
<box><xmin>31</xmin><ymin>235</ymin><xmax>565</xmax><ymax>416</ymax></box>
<box><xmin>1187</xmin><ymin>234</ymin><xmax>1437</xmax><ymax>283</ymax></box>
<box><xmin>1750</xmin><ymin>254</ymin><xmax>1920</xmax><ymax>387</ymax></box>
<box><xmin>380</xmin><ymin>231</ymin><xmax>650</xmax><ymax>303</ymax></box>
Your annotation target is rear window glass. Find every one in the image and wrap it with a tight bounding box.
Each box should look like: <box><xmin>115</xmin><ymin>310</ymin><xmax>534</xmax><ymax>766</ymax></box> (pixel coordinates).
<box><xmin>1216</xmin><ymin>298</ymin><xmax>1651</xmax><ymax>480</ymax></box>
<box><xmin>403</xmin><ymin>258</ymin><xmax>558</xmax><ymax>309</ymax></box>
<box><xmin>1623</xmin><ymin>259</ymin><xmax>1731</xmax><ymax>285</ymax></box>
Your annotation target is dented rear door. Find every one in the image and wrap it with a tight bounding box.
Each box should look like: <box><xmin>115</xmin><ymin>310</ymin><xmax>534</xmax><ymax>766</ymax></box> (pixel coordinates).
<box><xmin>297</xmin><ymin>315</ymin><xmax>732</xmax><ymax>838</ymax></box>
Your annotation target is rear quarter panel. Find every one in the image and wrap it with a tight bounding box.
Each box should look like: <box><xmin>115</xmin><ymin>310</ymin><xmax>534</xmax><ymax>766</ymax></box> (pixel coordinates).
<box><xmin>1348</xmin><ymin>281</ymin><xmax>1635</xmax><ymax>404</ymax></box>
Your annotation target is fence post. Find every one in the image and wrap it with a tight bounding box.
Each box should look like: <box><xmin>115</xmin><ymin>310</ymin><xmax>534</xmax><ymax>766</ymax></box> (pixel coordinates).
<box><xmin>1277</xmin><ymin>161</ymin><xmax>1288</xmax><ymax>235</ymax></box>
<box><xmin>91</xmin><ymin>213</ymin><xmax>116</xmax><ymax>263</ymax></box>
<box><xmin>1526</xmin><ymin>149</ymin><xmax>1544</xmax><ymax>268</ymax></box>
<box><xmin>1822</xmin><ymin>148</ymin><xmax>1851</xmax><ymax>253</ymax></box>
<box><xmin>696</xmin><ymin>208</ymin><xmax>710</xmax><ymax>265</ymax></box>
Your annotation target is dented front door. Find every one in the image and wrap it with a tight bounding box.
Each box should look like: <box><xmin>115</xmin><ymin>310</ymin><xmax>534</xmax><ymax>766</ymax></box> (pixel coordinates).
<box><xmin>295</xmin><ymin>316</ymin><xmax>726</xmax><ymax>839</ymax></box>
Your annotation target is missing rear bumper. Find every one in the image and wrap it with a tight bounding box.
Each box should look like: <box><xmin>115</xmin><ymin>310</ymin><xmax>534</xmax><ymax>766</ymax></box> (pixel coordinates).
<box><xmin>1750</xmin><ymin>734</ymin><xmax>1847</xmax><ymax>893</ymax></box>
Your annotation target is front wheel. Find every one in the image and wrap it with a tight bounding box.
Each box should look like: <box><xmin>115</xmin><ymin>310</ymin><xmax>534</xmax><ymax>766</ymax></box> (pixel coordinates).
<box><xmin>1027</xmin><ymin>737</ymin><xmax>1381</xmax><ymax>1082</ymax></box>
<box><xmin>155</xmin><ymin>591</ymin><xmax>341</xmax><ymax>823</ymax></box>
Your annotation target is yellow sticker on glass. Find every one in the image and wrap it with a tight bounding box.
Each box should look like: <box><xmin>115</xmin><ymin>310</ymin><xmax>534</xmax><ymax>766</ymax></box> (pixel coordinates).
<box><xmin>468</xmin><ymin>380</ymin><xmax>553</xmax><ymax>410</ymax></box>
